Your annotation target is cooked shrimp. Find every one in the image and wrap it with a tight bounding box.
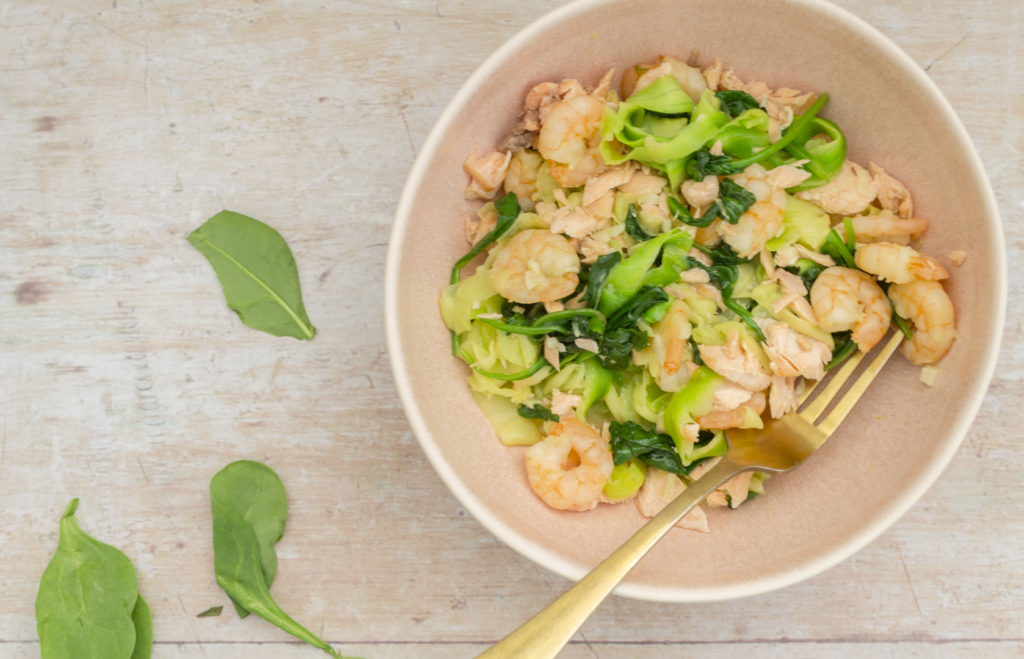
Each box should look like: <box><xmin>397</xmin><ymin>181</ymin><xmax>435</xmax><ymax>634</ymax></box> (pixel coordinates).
<box><xmin>538</xmin><ymin>94</ymin><xmax>607</xmax><ymax>187</ymax></box>
<box><xmin>795</xmin><ymin>159</ymin><xmax>877</xmax><ymax>215</ymax></box>
<box><xmin>855</xmin><ymin>242</ymin><xmax>949</xmax><ymax>284</ymax></box>
<box><xmin>489</xmin><ymin>229</ymin><xmax>581</xmax><ymax>304</ymax></box>
<box><xmin>682</xmin><ymin>176</ymin><xmax>720</xmax><ymax>208</ymax></box>
<box><xmin>524</xmin><ymin>419</ymin><xmax>614</xmax><ymax>511</ymax></box>
<box><xmin>810</xmin><ymin>267</ymin><xmax>891</xmax><ymax>352</ymax></box>
<box><xmin>888</xmin><ymin>280</ymin><xmax>956</xmax><ymax>365</ymax></box>
<box><xmin>463</xmin><ymin>150</ymin><xmax>512</xmax><ymax>200</ymax></box>
<box><xmin>869</xmin><ymin>162</ymin><xmax>913</xmax><ymax>219</ymax></box>
<box><xmin>718</xmin><ymin>164</ymin><xmax>786</xmax><ymax>258</ymax></box>
<box><xmin>635</xmin><ymin>467</ymin><xmax>710</xmax><ymax>532</ymax></box>
<box><xmin>503</xmin><ymin>149</ymin><xmax>544</xmax><ymax>200</ymax></box>
<box><xmin>698</xmin><ymin>330</ymin><xmax>772</xmax><ymax>392</ymax></box>
<box><xmin>849</xmin><ymin>211</ymin><xmax>929</xmax><ymax>243</ymax></box>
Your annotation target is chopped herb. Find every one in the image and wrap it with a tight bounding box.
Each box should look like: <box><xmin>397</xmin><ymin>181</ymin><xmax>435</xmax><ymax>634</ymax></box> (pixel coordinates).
<box><xmin>197</xmin><ymin>606</ymin><xmax>224</xmax><ymax>618</ymax></box>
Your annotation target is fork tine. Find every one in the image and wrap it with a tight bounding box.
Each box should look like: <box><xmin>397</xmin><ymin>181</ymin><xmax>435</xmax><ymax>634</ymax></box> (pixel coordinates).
<box><xmin>799</xmin><ymin>350</ymin><xmax>866</xmax><ymax>422</ymax></box>
<box><xmin>817</xmin><ymin>333</ymin><xmax>904</xmax><ymax>435</ymax></box>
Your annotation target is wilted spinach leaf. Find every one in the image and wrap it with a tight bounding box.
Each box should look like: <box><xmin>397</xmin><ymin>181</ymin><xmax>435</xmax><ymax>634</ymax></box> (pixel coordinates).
<box><xmin>581</xmin><ymin>252</ymin><xmax>621</xmax><ymax>310</ymax></box>
<box><xmin>713</xmin><ymin>179</ymin><xmax>757</xmax><ymax>224</ymax></box>
<box><xmin>595</xmin><ymin>286</ymin><xmax>668</xmax><ymax>370</ymax></box>
<box><xmin>188</xmin><ymin>211</ymin><xmax>317</xmax><ymax>340</ymax></box>
<box><xmin>625</xmin><ymin>204</ymin><xmax>656</xmax><ymax>243</ymax></box>
<box><xmin>668</xmin><ymin>179</ymin><xmax>754</xmax><ymax>227</ymax></box>
<box><xmin>715</xmin><ymin>90</ymin><xmax>760</xmax><ymax>118</ymax></box>
<box><xmin>686</xmin><ymin>149</ymin><xmax>741</xmax><ymax>181</ymax></box>
<box><xmin>451</xmin><ymin>192</ymin><xmax>520</xmax><ymax>283</ymax></box>
<box><xmin>825</xmin><ymin>331</ymin><xmax>857</xmax><ymax>371</ymax></box>
<box><xmin>609</xmin><ymin>421</ymin><xmax>686</xmax><ymax>475</ymax></box>
<box><xmin>518</xmin><ymin>404</ymin><xmax>559</xmax><ymax>422</ymax></box>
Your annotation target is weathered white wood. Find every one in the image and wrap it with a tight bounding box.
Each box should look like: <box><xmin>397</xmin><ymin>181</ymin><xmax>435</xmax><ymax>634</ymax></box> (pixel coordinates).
<box><xmin>0</xmin><ymin>0</ymin><xmax>1021</xmax><ymax>657</ymax></box>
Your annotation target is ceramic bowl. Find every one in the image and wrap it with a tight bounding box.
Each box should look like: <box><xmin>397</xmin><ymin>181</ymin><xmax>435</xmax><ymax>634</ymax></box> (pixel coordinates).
<box><xmin>385</xmin><ymin>0</ymin><xmax>1004</xmax><ymax>601</ymax></box>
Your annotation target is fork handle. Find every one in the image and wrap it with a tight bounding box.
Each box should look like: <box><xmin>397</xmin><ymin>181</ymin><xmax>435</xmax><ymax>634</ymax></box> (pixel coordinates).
<box><xmin>476</xmin><ymin>458</ymin><xmax>747</xmax><ymax>659</ymax></box>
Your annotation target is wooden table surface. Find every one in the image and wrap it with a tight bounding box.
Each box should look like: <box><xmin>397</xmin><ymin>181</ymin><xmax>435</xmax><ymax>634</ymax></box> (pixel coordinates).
<box><xmin>2</xmin><ymin>1</ymin><xmax>1021</xmax><ymax>657</ymax></box>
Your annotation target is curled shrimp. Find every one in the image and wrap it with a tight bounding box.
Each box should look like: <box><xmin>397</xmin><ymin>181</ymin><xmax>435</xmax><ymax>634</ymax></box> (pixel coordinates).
<box><xmin>503</xmin><ymin>149</ymin><xmax>544</xmax><ymax>201</ymax></box>
<box><xmin>718</xmin><ymin>164</ymin><xmax>786</xmax><ymax>258</ymax></box>
<box><xmin>849</xmin><ymin>211</ymin><xmax>928</xmax><ymax>244</ymax></box>
<box><xmin>524</xmin><ymin>419</ymin><xmax>614</xmax><ymax>511</ymax></box>
<box><xmin>810</xmin><ymin>266</ymin><xmax>891</xmax><ymax>353</ymax></box>
<box><xmin>888</xmin><ymin>280</ymin><xmax>956</xmax><ymax>365</ymax></box>
<box><xmin>854</xmin><ymin>242</ymin><xmax>949</xmax><ymax>284</ymax></box>
<box><xmin>489</xmin><ymin>229</ymin><xmax>581</xmax><ymax>304</ymax></box>
<box><xmin>537</xmin><ymin>94</ymin><xmax>607</xmax><ymax>188</ymax></box>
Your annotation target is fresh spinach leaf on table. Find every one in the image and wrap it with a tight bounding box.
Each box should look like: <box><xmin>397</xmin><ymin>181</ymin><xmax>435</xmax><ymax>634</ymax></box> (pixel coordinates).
<box><xmin>211</xmin><ymin>460</ymin><xmax>346</xmax><ymax>658</ymax></box>
<box><xmin>35</xmin><ymin>498</ymin><xmax>152</xmax><ymax>659</ymax></box>
<box><xmin>188</xmin><ymin>210</ymin><xmax>317</xmax><ymax>340</ymax></box>
<box><xmin>130</xmin><ymin>594</ymin><xmax>153</xmax><ymax>659</ymax></box>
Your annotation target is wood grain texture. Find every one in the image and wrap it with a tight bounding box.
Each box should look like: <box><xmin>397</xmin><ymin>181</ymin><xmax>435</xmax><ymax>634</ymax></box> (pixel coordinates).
<box><xmin>0</xmin><ymin>0</ymin><xmax>1021</xmax><ymax>657</ymax></box>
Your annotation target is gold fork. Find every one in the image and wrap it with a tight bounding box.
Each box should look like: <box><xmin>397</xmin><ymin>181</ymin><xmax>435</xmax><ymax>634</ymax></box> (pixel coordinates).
<box><xmin>477</xmin><ymin>332</ymin><xmax>904</xmax><ymax>659</ymax></box>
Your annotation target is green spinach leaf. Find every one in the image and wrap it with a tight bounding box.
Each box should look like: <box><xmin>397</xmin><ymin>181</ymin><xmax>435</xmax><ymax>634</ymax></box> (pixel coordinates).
<box><xmin>609</xmin><ymin>421</ymin><xmax>686</xmax><ymax>475</ymax></box>
<box><xmin>518</xmin><ymin>404</ymin><xmax>559</xmax><ymax>422</ymax></box>
<box><xmin>211</xmin><ymin>461</ymin><xmax>342</xmax><ymax>658</ymax></box>
<box><xmin>580</xmin><ymin>252</ymin><xmax>621</xmax><ymax>309</ymax></box>
<box><xmin>451</xmin><ymin>192</ymin><xmax>520</xmax><ymax>283</ymax></box>
<box><xmin>36</xmin><ymin>498</ymin><xmax>150</xmax><ymax>659</ymax></box>
<box><xmin>210</xmin><ymin>461</ymin><xmax>286</xmax><ymax>618</ymax></box>
<box><xmin>188</xmin><ymin>211</ymin><xmax>317</xmax><ymax>340</ymax></box>
<box><xmin>130</xmin><ymin>595</ymin><xmax>153</xmax><ymax>659</ymax></box>
<box><xmin>686</xmin><ymin>148</ymin><xmax>741</xmax><ymax>181</ymax></box>
<box><xmin>715</xmin><ymin>90</ymin><xmax>760</xmax><ymax>118</ymax></box>
<box><xmin>712</xmin><ymin>179</ymin><xmax>757</xmax><ymax>225</ymax></box>
<box><xmin>596</xmin><ymin>286</ymin><xmax>668</xmax><ymax>370</ymax></box>
<box><xmin>825</xmin><ymin>331</ymin><xmax>857</xmax><ymax>371</ymax></box>
<box><xmin>625</xmin><ymin>204</ymin><xmax>656</xmax><ymax>243</ymax></box>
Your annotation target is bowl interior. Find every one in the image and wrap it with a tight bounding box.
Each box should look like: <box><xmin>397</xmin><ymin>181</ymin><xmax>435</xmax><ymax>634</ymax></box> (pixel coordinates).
<box><xmin>387</xmin><ymin>0</ymin><xmax>1003</xmax><ymax>601</ymax></box>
